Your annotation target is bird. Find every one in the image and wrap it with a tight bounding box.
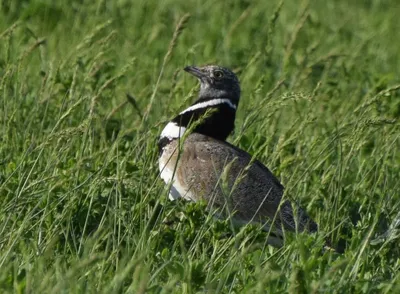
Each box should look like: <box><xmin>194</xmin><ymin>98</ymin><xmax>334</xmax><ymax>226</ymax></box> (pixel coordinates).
<box><xmin>158</xmin><ymin>65</ymin><xmax>318</xmax><ymax>247</ymax></box>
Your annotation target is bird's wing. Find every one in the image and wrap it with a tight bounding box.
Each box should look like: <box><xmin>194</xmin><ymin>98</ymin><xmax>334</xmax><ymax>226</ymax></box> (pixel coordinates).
<box><xmin>179</xmin><ymin>134</ymin><xmax>318</xmax><ymax>233</ymax></box>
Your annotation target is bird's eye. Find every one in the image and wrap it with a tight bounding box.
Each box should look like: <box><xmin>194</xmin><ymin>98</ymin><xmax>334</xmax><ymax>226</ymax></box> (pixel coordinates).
<box><xmin>213</xmin><ymin>70</ymin><xmax>224</xmax><ymax>79</ymax></box>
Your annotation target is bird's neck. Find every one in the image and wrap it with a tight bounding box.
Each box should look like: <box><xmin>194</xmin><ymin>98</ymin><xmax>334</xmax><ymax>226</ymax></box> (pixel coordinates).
<box><xmin>173</xmin><ymin>97</ymin><xmax>237</xmax><ymax>139</ymax></box>
<box><xmin>159</xmin><ymin>97</ymin><xmax>237</xmax><ymax>151</ymax></box>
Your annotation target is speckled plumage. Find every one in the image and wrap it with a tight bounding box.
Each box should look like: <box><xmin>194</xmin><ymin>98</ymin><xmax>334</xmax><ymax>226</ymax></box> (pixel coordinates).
<box><xmin>159</xmin><ymin>133</ymin><xmax>318</xmax><ymax>244</ymax></box>
<box><xmin>158</xmin><ymin>65</ymin><xmax>318</xmax><ymax>247</ymax></box>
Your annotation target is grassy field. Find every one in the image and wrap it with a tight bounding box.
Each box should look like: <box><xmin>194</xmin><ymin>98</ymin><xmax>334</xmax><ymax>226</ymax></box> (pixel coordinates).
<box><xmin>1</xmin><ymin>0</ymin><xmax>400</xmax><ymax>292</ymax></box>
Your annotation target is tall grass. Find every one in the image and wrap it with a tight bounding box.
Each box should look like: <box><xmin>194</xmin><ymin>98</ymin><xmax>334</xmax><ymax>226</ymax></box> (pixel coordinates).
<box><xmin>0</xmin><ymin>0</ymin><xmax>399</xmax><ymax>292</ymax></box>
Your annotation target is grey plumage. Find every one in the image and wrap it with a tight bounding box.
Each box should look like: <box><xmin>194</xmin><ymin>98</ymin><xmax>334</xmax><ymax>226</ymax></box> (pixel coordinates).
<box><xmin>184</xmin><ymin>65</ymin><xmax>240</xmax><ymax>103</ymax></box>
<box><xmin>159</xmin><ymin>133</ymin><xmax>317</xmax><ymax>246</ymax></box>
<box><xmin>159</xmin><ymin>65</ymin><xmax>318</xmax><ymax>247</ymax></box>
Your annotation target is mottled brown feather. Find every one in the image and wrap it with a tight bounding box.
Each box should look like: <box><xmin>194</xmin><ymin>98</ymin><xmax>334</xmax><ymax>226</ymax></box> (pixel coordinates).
<box><xmin>161</xmin><ymin>133</ymin><xmax>318</xmax><ymax>237</ymax></box>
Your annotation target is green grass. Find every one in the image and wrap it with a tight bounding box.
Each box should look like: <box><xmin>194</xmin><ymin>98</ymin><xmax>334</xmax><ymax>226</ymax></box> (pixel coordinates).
<box><xmin>1</xmin><ymin>0</ymin><xmax>400</xmax><ymax>292</ymax></box>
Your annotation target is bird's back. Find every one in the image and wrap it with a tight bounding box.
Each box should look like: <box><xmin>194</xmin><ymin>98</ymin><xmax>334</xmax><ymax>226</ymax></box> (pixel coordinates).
<box><xmin>162</xmin><ymin>133</ymin><xmax>318</xmax><ymax>236</ymax></box>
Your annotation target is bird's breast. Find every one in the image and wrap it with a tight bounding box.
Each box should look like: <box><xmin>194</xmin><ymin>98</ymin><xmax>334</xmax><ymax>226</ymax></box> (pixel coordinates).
<box><xmin>159</xmin><ymin>141</ymin><xmax>194</xmax><ymax>201</ymax></box>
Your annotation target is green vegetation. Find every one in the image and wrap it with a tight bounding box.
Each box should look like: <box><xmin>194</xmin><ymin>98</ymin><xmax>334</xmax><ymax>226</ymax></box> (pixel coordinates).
<box><xmin>1</xmin><ymin>0</ymin><xmax>399</xmax><ymax>292</ymax></box>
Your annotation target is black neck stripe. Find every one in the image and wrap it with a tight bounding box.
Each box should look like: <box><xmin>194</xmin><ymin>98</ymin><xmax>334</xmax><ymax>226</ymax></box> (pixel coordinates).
<box><xmin>172</xmin><ymin>102</ymin><xmax>236</xmax><ymax>141</ymax></box>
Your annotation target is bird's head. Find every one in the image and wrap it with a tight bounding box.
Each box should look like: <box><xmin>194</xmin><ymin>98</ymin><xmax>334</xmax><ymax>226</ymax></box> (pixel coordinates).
<box><xmin>184</xmin><ymin>65</ymin><xmax>240</xmax><ymax>103</ymax></box>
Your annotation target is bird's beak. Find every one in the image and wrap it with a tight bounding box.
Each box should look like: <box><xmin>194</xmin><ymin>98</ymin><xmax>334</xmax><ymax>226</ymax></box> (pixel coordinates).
<box><xmin>184</xmin><ymin>66</ymin><xmax>207</xmax><ymax>80</ymax></box>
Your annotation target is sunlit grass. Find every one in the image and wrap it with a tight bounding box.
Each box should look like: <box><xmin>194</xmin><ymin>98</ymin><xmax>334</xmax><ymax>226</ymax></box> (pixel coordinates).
<box><xmin>0</xmin><ymin>0</ymin><xmax>399</xmax><ymax>292</ymax></box>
